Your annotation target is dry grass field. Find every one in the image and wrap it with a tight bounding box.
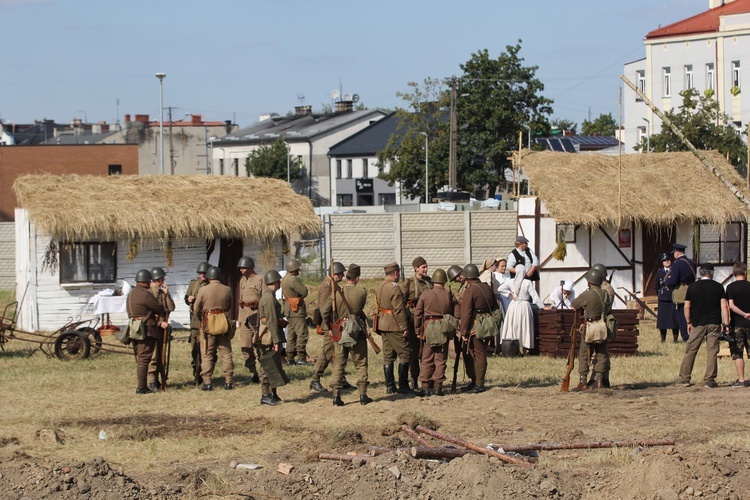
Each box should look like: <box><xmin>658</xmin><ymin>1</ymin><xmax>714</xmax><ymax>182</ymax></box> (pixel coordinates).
<box><xmin>2</xmin><ymin>286</ymin><xmax>750</xmax><ymax>498</ymax></box>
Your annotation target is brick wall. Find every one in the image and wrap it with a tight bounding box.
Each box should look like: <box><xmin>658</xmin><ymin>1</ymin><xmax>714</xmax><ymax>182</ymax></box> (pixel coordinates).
<box><xmin>0</xmin><ymin>144</ymin><xmax>139</xmax><ymax>222</ymax></box>
<box><xmin>0</xmin><ymin>223</ymin><xmax>13</xmax><ymax>290</ymax></box>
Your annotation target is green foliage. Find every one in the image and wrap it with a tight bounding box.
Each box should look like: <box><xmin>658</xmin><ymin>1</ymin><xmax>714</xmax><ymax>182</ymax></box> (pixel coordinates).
<box><xmin>636</xmin><ymin>88</ymin><xmax>747</xmax><ymax>172</ymax></box>
<box><xmin>550</xmin><ymin>118</ymin><xmax>577</xmax><ymax>135</ymax></box>
<box><xmin>245</xmin><ymin>138</ymin><xmax>301</xmax><ymax>181</ymax></box>
<box><xmin>377</xmin><ymin>41</ymin><xmax>553</xmax><ymax>200</ymax></box>
<box><xmin>581</xmin><ymin>113</ymin><xmax>617</xmax><ymax>136</ymax></box>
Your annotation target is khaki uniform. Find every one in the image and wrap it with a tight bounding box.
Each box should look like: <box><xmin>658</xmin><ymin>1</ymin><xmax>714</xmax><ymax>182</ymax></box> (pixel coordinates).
<box><xmin>147</xmin><ymin>284</ymin><xmax>175</xmax><ymax>386</ymax></box>
<box><xmin>330</xmin><ymin>283</ymin><xmax>369</xmax><ymax>393</ymax></box>
<box><xmin>600</xmin><ymin>280</ymin><xmax>615</xmax><ymax>381</ymax></box>
<box><xmin>281</xmin><ymin>273</ymin><xmax>309</xmax><ymax>361</ymax></box>
<box><xmin>127</xmin><ymin>284</ymin><xmax>167</xmax><ymax>390</ymax></box>
<box><xmin>571</xmin><ymin>285</ymin><xmax>612</xmax><ymax>380</ymax></box>
<box><xmin>459</xmin><ymin>279</ymin><xmax>498</xmax><ymax>388</ymax></box>
<box><xmin>415</xmin><ymin>287</ymin><xmax>459</xmax><ymax>385</ymax></box>
<box><xmin>402</xmin><ymin>275</ymin><xmax>433</xmax><ymax>384</ymax></box>
<box><xmin>238</xmin><ymin>273</ymin><xmax>264</xmax><ymax>374</ymax></box>
<box><xmin>377</xmin><ymin>279</ymin><xmax>410</xmax><ymax>363</ymax></box>
<box><xmin>313</xmin><ymin>277</ymin><xmax>336</xmax><ymax>381</ymax></box>
<box><xmin>257</xmin><ymin>289</ymin><xmax>287</xmax><ymax>394</ymax></box>
<box><xmin>194</xmin><ymin>280</ymin><xmax>234</xmax><ymax>385</ymax></box>
<box><xmin>448</xmin><ymin>281</ymin><xmax>466</xmax><ymax>305</ymax></box>
<box><xmin>185</xmin><ymin>277</ymin><xmax>209</xmax><ymax>382</ymax></box>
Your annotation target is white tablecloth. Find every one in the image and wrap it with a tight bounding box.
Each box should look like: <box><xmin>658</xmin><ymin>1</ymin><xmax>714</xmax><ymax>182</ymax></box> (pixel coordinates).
<box><xmin>88</xmin><ymin>295</ymin><xmax>127</xmax><ymax>315</ymax></box>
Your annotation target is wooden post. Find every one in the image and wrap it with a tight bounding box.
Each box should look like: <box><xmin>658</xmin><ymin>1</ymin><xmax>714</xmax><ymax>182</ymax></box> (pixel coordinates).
<box><xmin>401</xmin><ymin>424</ymin><xmax>436</xmax><ymax>447</ymax></box>
<box><xmin>414</xmin><ymin>425</ymin><xmax>533</xmax><ymax>467</ymax></box>
<box><xmin>489</xmin><ymin>438</ymin><xmax>675</xmax><ymax>452</ymax></box>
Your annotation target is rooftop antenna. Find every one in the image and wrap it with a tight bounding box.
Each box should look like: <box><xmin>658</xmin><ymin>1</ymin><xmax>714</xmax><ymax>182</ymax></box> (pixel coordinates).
<box><xmin>297</xmin><ymin>93</ymin><xmax>305</xmax><ymax>106</ymax></box>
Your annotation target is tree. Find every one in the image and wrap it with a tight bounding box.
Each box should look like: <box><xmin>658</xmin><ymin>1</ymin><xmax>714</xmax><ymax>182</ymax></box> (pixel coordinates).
<box><xmin>636</xmin><ymin>88</ymin><xmax>747</xmax><ymax>173</ymax></box>
<box><xmin>581</xmin><ymin>113</ymin><xmax>617</xmax><ymax>136</ymax></box>
<box><xmin>376</xmin><ymin>77</ymin><xmax>450</xmax><ymax>202</ymax></box>
<box><xmin>456</xmin><ymin>41</ymin><xmax>553</xmax><ymax>196</ymax></box>
<box><xmin>245</xmin><ymin>138</ymin><xmax>301</xmax><ymax>181</ymax></box>
<box><xmin>551</xmin><ymin>118</ymin><xmax>577</xmax><ymax>135</ymax></box>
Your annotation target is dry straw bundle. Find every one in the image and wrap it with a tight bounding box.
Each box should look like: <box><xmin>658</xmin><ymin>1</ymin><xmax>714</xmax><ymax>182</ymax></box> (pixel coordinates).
<box><xmin>13</xmin><ymin>174</ymin><xmax>321</xmax><ymax>242</ymax></box>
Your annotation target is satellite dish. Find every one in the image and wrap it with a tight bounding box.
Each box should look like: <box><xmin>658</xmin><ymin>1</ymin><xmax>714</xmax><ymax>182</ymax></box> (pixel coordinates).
<box><xmin>343</xmin><ymin>93</ymin><xmax>353</xmax><ymax>101</ymax></box>
<box><xmin>352</xmin><ymin>94</ymin><xmax>360</xmax><ymax>103</ymax></box>
<box><xmin>331</xmin><ymin>89</ymin><xmax>340</xmax><ymax>100</ymax></box>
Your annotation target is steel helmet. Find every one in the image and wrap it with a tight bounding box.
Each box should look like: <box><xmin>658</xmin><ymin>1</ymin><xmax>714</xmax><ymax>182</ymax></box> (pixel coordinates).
<box><xmin>431</xmin><ymin>268</ymin><xmax>448</xmax><ymax>284</ymax></box>
<box><xmin>206</xmin><ymin>266</ymin><xmax>222</xmax><ymax>281</ymax></box>
<box><xmin>264</xmin><ymin>270</ymin><xmax>282</xmax><ymax>285</ymax></box>
<box><xmin>286</xmin><ymin>258</ymin><xmax>301</xmax><ymax>272</ymax></box>
<box><xmin>150</xmin><ymin>267</ymin><xmax>166</xmax><ymax>280</ymax></box>
<box><xmin>135</xmin><ymin>269</ymin><xmax>152</xmax><ymax>283</ymax></box>
<box><xmin>585</xmin><ymin>269</ymin><xmax>604</xmax><ymax>286</ymax></box>
<box><xmin>447</xmin><ymin>265</ymin><xmax>463</xmax><ymax>282</ymax></box>
<box><xmin>592</xmin><ymin>263</ymin><xmax>607</xmax><ymax>278</ymax></box>
<box><xmin>196</xmin><ymin>262</ymin><xmax>210</xmax><ymax>274</ymax></box>
<box><xmin>462</xmin><ymin>263</ymin><xmax>480</xmax><ymax>280</ymax></box>
<box><xmin>237</xmin><ymin>256</ymin><xmax>255</xmax><ymax>269</ymax></box>
<box><xmin>332</xmin><ymin>262</ymin><xmax>346</xmax><ymax>275</ymax></box>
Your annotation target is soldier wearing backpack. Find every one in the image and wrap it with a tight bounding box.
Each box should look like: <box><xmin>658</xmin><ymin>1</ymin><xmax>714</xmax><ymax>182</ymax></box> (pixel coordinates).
<box><xmin>571</xmin><ymin>269</ymin><xmax>612</xmax><ymax>391</ymax></box>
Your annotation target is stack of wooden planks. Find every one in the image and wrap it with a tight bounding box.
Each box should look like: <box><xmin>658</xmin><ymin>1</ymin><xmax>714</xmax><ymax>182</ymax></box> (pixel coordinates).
<box><xmin>536</xmin><ymin>309</ymin><xmax>639</xmax><ymax>358</ymax></box>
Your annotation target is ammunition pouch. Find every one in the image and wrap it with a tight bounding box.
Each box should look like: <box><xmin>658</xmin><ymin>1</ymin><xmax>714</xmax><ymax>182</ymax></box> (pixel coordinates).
<box><xmin>203</xmin><ymin>309</ymin><xmax>230</xmax><ymax>336</ymax></box>
<box><xmin>286</xmin><ymin>297</ymin><xmax>302</xmax><ymax>313</ymax></box>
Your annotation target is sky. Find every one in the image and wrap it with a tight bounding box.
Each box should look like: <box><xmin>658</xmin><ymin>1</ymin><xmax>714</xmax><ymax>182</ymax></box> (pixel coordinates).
<box><xmin>0</xmin><ymin>0</ymin><xmax>706</xmax><ymax>130</ymax></box>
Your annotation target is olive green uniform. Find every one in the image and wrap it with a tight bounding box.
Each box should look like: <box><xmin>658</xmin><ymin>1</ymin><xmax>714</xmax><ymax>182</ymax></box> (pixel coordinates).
<box><xmin>377</xmin><ymin>279</ymin><xmax>411</xmax><ymax>363</ymax></box>
<box><xmin>257</xmin><ymin>289</ymin><xmax>287</xmax><ymax>394</ymax></box>
<box><xmin>402</xmin><ymin>275</ymin><xmax>433</xmax><ymax>386</ymax></box>
<box><xmin>147</xmin><ymin>284</ymin><xmax>175</xmax><ymax>386</ymax></box>
<box><xmin>459</xmin><ymin>279</ymin><xmax>498</xmax><ymax>388</ymax></box>
<box><xmin>312</xmin><ymin>277</ymin><xmax>336</xmax><ymax>382</ymax></box>
<box><xmin>185</xmin><ymin>277</ymin><xmax>209</xmax><ymax>383</ymax></box>
<box><xmin>127</xmin><ymin>284</ymin><xmax>166</xmax><ymax>391</ymax></box>
<box><xmin>194</xmin><ymin>281</ymin><xmax>234</xmax><ymax>385</ymax></box>
<box><xmin>571</xmin><ymin>285</ymin><xmax>612</xmax><ymax>381</ymax></box>
<box><xmin>415</xmin><ymin>287</ymin><xmax>459</xmax><ymax>386</ymax></box>
<box><xmin>330</xmin><ymin>283</ymin><xmax>369</xmax><ymax>394</ymax></box>
<box><xmin>238</xmin><ymin>273</ymin><xmax>264</xmax><ymax>375</ymax></box>
<box><xmin>281</xmin><ymin>273</ymin><xmax>309</xmax><ymax>362</ymax></box>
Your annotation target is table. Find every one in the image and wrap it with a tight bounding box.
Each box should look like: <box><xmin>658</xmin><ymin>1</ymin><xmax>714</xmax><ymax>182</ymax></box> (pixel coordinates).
<box><xmin>88</xmin><ymin>295</ymin><xmax>128</xmax><ymax>335</ymax></box>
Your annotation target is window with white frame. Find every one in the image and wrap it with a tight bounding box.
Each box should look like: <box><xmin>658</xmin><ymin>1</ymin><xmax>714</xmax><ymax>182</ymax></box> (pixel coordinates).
<box><xmin>636</xmin><ymin>70</ymin><xmax>646</xmax><ymax>100</ymax></box>
<box><xmin>59</xmin><ymin>242</ymin><xmax>117</xmax><ymax>284</ymax></box>
<box><xmin>699</xmin><ymin>222</ymin><xmax>744</xmax><ymax>264</ymax></box>
<box><xmin>732</xmin><ymin>60</ymin><xmax>741</xmax><ymax>88</ymax></box>
<box><xmin>663</xmin><ymin>67</ymin><xmax>671</xmax><ymax>97</ymax></box>
<box><xmin>362</xmin><ymin>158</ymin><xmax>369</xmax><ymax>178</ymax></box>
<box><xmin>684</xmin><ymin>64</ymin><xmax>693</xmax><ymax>90</ymax></box>
<box><xmin>706</xmin><ymin>63</ymin><xmax>715</xmax><ymax>90</ymax></box>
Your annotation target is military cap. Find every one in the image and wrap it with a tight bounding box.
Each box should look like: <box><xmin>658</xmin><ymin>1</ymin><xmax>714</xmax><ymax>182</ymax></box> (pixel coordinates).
<box><xmin>346</xmin><ymin>263</ymin><xmax>361</xmax><ymax>279</ymax></box>
<box><xmin>384</xmin><ymin>262</ymin><xmax>400</xmax><ymax>274</ymax></box>
<box><xmin>412</xmin><ymin>256</ymin><xmax>427</xmax><ymax>268</ymax></box>
<box><xmin>672</xmin><ymin>243</ymin><xmax>687</xmax><ymax>252</ymax></box>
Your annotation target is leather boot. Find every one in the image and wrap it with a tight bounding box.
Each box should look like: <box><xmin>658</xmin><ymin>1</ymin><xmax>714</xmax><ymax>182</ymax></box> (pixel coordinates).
<box><xmin>460</xmin><ymin>381</ymin><xmax>476</xmax><ymax>393</ymax></box>
<box><xmin>602</xmin><ymin>377</ymin><xmax>611</xmax><ymax>388</ymax></box>
<box><xmin>359</xmin><ymin>394</ymin><xmax>373</xmax><ymax>405</ymax></box>
<box><xmin>384</xmin><ymin>364</ymin><xmax>397</xmax><ymax>394</ymax></box>
<box><xmin>592</xmin><ymin>379</ymin><xmax>604</xmax><ymax>390</ymax></box>
<box><xmin>416</xmin><ymin>382</ymin><xmax>431</xmax><ymax>397</ymax></box>
<box><xmin>572</xmin><ymin>375</ymin><xmax>589</xmax><ymax>392</ymax></box>
<box><xmin>433</xmin><ymin>383</ymin><xmax>444</xmax><ymax>397</ymax></box>
<box><xmin>397</xmin><ymin>363</ymin><xmax>412</xmax><ymax>394</ymax></box>
<box><xmin>260</xmin><ymin>393</ymin><xmax>279</xmax><ymax>406</ymax></box>
<box><xmin>272</xmin><ymin>389</ymin><xmax>282</xmax><ymax>402</ymax></box>
<box><xmin>332</xmin><ymin>390</ymin><xmax>344</xmax><ymax>406</ymax></box>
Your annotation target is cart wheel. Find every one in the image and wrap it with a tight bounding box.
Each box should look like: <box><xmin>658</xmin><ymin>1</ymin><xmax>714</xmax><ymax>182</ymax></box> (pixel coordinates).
<box><xmin>54</xmin><ymin>330</ymin><xmax>91</xmax><ymax>361</ymax></box>
<box><xmin>78</xmin><ymin>327</ymin><xmax>102</xmax><ymax>354</ymax></box>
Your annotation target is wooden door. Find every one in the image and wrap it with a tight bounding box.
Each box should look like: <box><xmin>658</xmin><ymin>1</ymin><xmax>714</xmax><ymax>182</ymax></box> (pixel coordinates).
<box><xmin>642</xmin><ymin>226</ymin><xmax>675</xmax><ymax>298</ymax></box>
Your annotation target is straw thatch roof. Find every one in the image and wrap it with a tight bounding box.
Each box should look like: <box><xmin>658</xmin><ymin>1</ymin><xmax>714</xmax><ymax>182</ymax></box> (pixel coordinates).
<box><xmin>13</xmin><ymin>174</ymin><xmax>321</xmax><ymax>241</ymax></box>
<box><xmin>519</xmin><ymin>149</ymin><xmax>750</xmax><ymax>227</ymax></box>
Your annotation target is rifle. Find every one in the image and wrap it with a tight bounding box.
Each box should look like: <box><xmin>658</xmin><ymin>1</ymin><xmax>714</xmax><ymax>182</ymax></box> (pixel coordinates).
<box><xmin>328</xmin><ymin>260</ymin><xmax>343</xmax><ymax>342</ymax></box>
<box><xmin>451</xmin><ymin>336</ymin><xmax>462</xmax><ymax>393</ymax></box>
<box><xmin>160</xmin><ymin>324</ymin><xmax>171</xmax><ymax>390</ymax></box>
<box><xmin>561</xmin><ymin>312</ymin><xmax>579</xmax><ymax>392</ymax></box>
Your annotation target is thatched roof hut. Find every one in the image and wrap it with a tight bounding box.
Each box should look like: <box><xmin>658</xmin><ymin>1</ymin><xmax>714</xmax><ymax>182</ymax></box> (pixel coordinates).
<box><xmin>13</xmin><ymin>174</ymin><xmax>320</xmax><ymax>240</ymax></box>
<box><xmin>520</xmin><ymin>150</ymin><xmax>750</xmax><ymax>227</ymax></box>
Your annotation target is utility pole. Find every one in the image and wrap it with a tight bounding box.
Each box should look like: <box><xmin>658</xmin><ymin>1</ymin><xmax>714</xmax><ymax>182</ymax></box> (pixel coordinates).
<box><xmin>168</xmin><ymin>106</ymin><xmax>175</xmax><ymax>175</ymax></box>
<box><xmin>449</xmin><ymin>76</ymin><xmax>458</xmax><ymax>190</ymax></box>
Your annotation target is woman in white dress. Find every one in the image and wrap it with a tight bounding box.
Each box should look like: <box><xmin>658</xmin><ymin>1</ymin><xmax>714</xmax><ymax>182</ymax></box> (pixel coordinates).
<box><xmin>493</xmin><ymin>259</ymin><xmax>512</xmax><ymax>313</ymax></box>
<box><xmin>500</xmin><ymin>264</ymin><xmax>541</xmax><ymax>352</ymax></box>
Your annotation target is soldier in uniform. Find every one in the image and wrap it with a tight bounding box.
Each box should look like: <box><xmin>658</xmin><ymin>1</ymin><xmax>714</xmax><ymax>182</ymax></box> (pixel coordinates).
<box><xmin>310</xmin><ymin>261</ymin><xmax>352</xmax><ymax>392</ymax></box>
<box><xmin>185</xmin><ymin>262</ymin><xmax>210</xmax><ymax>385</ymax></box>
<box><xmin>194</xmin><ymin>266</ymin><xmax>234</xmax><ymax>391</ymax></box>
<box><xmin>447</xmin><ymin>265</ymin><xmax>466</xmax><ymax>303</ymax></box>
<box><xmin>147</xmin><ymin>267</ymin><xmax>175</xmax><ymax>391</ymax></box>
<box><xmin>257</xmin><ymin>270</ymin><xmax>287</xmax><ymax>406</ymax></box>
<box><xmin>459</xmin><ymin>263</ymin><xmax>499</xmax><ymax>394</ymax></box>
<box><xmin>402</xmin><ymin>256</ymin><xmax>433</xmax><ymax>390</ymax></box>
<box><xmin>128</xmin><ymin>269</ymin><xmax>167</xmax><ymax>394</ymax></box>
<box><xmin>663</xmin><ymin>243</ymin><xmax>697</xmax><ymax>341</ymax></box>
<box><xmin>591</xmin><ymin>263</ymin><xmax>614</xmax><ymax>388</ymax></box>
<box><xmin>376</xmin><ymin>262</ymin><xmax>412</xmax><ymax>394</ymax></box>
<box><xmin>331</xmin><ymin>263</ymin><xmax>373</xmax><ymax>406</ymax></box>
<box><xmin>570</xmin><ymin>269</ymin><xmax>612</xmax><ymax>391</ymax></box>
<box><xmin>281</xmin><ymin>258</ymin><xmax>310</xmax><ymax>365</ymax></box>
<box><xmin>237</xmin><ymin>256</ymin><xmax>262</xmax><ymax>384</ymax></box>
<box><xmin>415</xmin><ymin>268</ymin><xmax>459</xmax><ymax>397</ymax></box>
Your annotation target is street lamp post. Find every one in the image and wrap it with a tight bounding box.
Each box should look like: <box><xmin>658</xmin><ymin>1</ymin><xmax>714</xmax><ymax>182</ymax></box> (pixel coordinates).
<box><xmin>284</xmin><ymin>141</ymin><xmax>291</xmax><ymax>185</ymax></box>
<box><xmin>642</xmin><ymin>117</ymin><xmax>650</xmax><ymax>153</ymax></box>
<box><xmin>425</xmin><ymin>135</ymin><xmax>429</xmax><ymax>203</ymax></box>
<box><xmin>155</xmin><ymin>73</ymin><xmax>166</xmax><ymax>174</ymax></box>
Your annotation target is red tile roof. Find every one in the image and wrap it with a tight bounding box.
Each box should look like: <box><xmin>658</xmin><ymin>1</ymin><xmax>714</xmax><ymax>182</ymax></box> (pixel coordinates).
<box><xmin>646</xmin><ymin>0</ymin><xmax>750</xmax><ymax>39</ymax></box>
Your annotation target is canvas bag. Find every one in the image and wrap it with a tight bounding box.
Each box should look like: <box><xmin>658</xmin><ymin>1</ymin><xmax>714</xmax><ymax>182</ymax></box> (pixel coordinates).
<box><xmin>204</xmin><ymin>310</ymin><xmax>230</xmax><ymax>335</ymax></box>
<box><xmin>118</xmin><ymin>295</ymin><xmax>151</xmax><ymax>344</ymax></box>
<box><xmin>669</xmin><ymin>258</ymin><xmax>695</xmax><ymax>305</ymax></box>
<box><xmin>424</xmin><ymin>319</ymin><xmax>449</xmax><ymax>347</ymax></box>
<box><xmin>472</xmin><ymin>285</ymin><xmax>502</xmax><ymax>340</ymax></box>
<box><xmin>336</xmin><ymin>316</ymin><xmax>365</xmax><ymax>348</ymax></box>
<box><xmin>584</xmin><ymin>289</ymin><xmax>609</xmax><ymax>344</ymax></box>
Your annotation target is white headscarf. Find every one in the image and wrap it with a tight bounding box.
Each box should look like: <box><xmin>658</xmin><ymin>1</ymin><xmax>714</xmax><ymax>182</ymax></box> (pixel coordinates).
<box><xmin>511</xmin><ymin>264</ymin><xmax>526</xmax><ymax>296</ymax></box>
